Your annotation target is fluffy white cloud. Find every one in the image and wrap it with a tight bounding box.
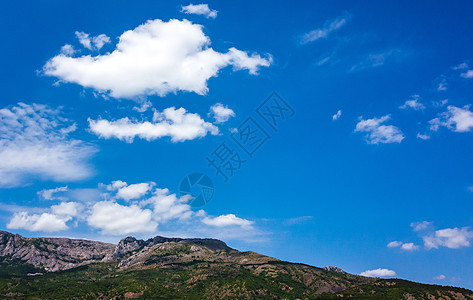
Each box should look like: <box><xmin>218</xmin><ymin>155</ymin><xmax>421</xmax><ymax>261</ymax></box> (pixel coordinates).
<box><xmin>60</xmin><ymin>44</ymin><xmax>75</xmax><ymax>56</ymax></box>
<box><xmin>202</xmin><ymin>214</ymin><xmax>254</xmax><ymax>229</ymax></box>
<box><xmin>145</xmin><ymin>188</ymin><xmax>193</xmax><ymax>223</ymax></box>
<box><xmin>104</xmin><ymin>181</ymin><xmax>155</xmax><ymax>201</ymax></box>
<box><xmin>181</xmin><ymin>4</ymin><xmax>217</xmax><ymax>19</ymax></box>
<box><xmin>87</xmin><ymin>201</ymin><xmax>157</xmax><ymax>235</ymax></box>
<box><xmin>399</xmin><ymin>95</ymin><xmax>425</xmax><ymax>110</ymax></box>
<box><xmin>116</xmin><ymin>183</ymin><xmax>154</xmax><ymax>201</ymax></box>
<box><xmin>7</xmin><ymin>202</ymin><xmax>80</xmax><ymax>232</ymax></box>
<box><xmin>51</xmin><ymin>202</ymin><xmax>82</xmax><ymax>218</ymax></box>
<box><xmin>89</xmin><ymin>107</ymin><xmax>219</xmax><ymax>143</ymax></box>
<box><xmin>38</xmin><ymin>186</ymin><xmax>69</xmax><ymax>200</ymax></box>
<box><xmin>75</xmin><ymin>31</ymin><xmax>110</xmax><ymax>50</ymax></box>
<box><xmin>355</xmin><ymin>115</ymin><xmax>404</xmax><ymax>144</ymax></box>
<box><xmin>9</xmin><ymin>180</ymin><xmax>256</xmax><ymax>238</ymax></box>
<box><xmin>44</xmin><ymin>19</ymin><xmax>271</xmax><ymax>99</ymax></box>
<box><xmin>360</xmin><ymin>268</ymin><xmax>396</xmax><ymax>277</ymax></box>
<box><xmin>434</xmin><ymin>275</ymin><xmax>446</xmax><ymax>280</ymax></box>
<box><xmin>423</xmin><ymin>227</ymin><xmax>473</xmax><ymax>249</ymax></box>
<box><xmin>7</xmin><ymin>212</ymin><xmax>69</xmax><ymax>232</ymax></box>
<box><xmin>0</xmin><ymin>103</ymin><xmax>96</xmax><ymax>187</ymax></box>
<box><xmin>332</xmin><ymin>110</ymin><xmax>342</xmax><ymax>121</ymax></box>
<box><xmin>429</xmin><ymin>105</ymin><xmax>473</xmax><ymax>132</ymax></box>
<box><xmin>300</xmin><ymin>14</ymin><xmax>349</xmax><ymax>44</ymax></box>
<box><xmin>209</xmin><ymin>103</ymin><xmax>235</xmax><ymax>123</ymax></box>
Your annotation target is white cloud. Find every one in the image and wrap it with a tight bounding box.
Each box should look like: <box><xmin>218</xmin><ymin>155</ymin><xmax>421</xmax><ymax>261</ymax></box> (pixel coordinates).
<box><xmin>423</xmin><ymin>227</ymin><xmax>473</xmax><ymax>249</ymax></box>
<box><xmin>51</xmin><ymin>202</ymin><xmax>81</xmax><ymax>218</ymax></box>
<box><xmin>416</xmin><ymin>133</ymin><xmax>431</xmax><ymax>140</ymax></box>
<box><xmin>433</xmin><ymin>99</ymin><xmax>448</xmax><ymax>107</ymax></box>
<box><xmin>399</xmin><ymin>95</ymin><xmax>425</xmax><ymax>110</ymax></box>
<box><xmin>181</xmin><ymin>4</ymin><xmax>217</xmax><ymax>19</ymax></box>
<box><xmin>411</xmin><ymin>221</ymin><xmax>433</xmax><ymax>232</ymax></box>
<box><xmin>434</xmin><ymin>274</ymin><xmax>446</xmax><ymax>280</ymax></box>
<box><xmin>460</xmin><ymin>70</ymin><xmax>473</xmax><ymax>79</ymax></box>
<box><xmin>332</xmin><ymin>109</ymin><xmax>342</xmax><ymax>121</ymax></box>
<box><xmin>387</xmin><ymin>241</ymin><xmax>419</xmax><ymax>251</ymax></box>
<box><xmin>209</xmin><ymin>103</ymin><xmax>235</xmax><ymax>123</ymax></box>
<box><xmin>453</xmin><ymin>62</ymin><xmax>468</xmax><ymax>70</ymax></box>
<box><xmin>92</xmin><ymin>34</ymin><xmax>111</xmax><ymax>50</ymax></box>
<box><xmin>355</xmin><ymin>115</ymin><xmax>404</xmax><ymax>144</ymax></box>
<box><xmin>87</xmin><ymin>201</ymin><xmax>157</xmax><ymax>235</ymax></box>
<box><xmin>105</xmin><ymin>180</ymin><xmax>128</xmax><ymax>191</ymax></box>
<box><xmin>300</xmin><ymin>14</ymin><xmax>349</xmax><ymax>44</ymax></box>
<box><xmin>60</xmin><ymin>44</ymin><xmax>75</xmax><ymax>56</ymax></box>
<box><xmin>429</xmin><ymin>105</ymin><xmax>473</xmax><ymax>132</ymax></box>
<box><xmin>0</xmin><ymin>103</ymin><xmax>96</xmax><ymax>187</ymax></box>
<box><xmin>75</xmin><ymin>31</ymin><xmax>110</xmax><ymax>50</ymax></box>
<box><xmin>38</xmin><ymin>186</ymin><xmax>69</xmax><ymax>200</ymax></box>
<box><xmin>6</xmin><ymin>202</ymin><xmax>80</xmax><ymax>233</ymax></box>
<box><xmin>88</xmin><ymin>107</ymin><xmax>219</xmax><ymax>143</ymax></box>
<box><xmin>437</xmin><ymin>78</ymin><xmax>447</xmax><ymax>91</ymax></box>
<box><xmin>8</xmin><ymin>180</ymin><xmax>257</xmax><ymax>239</ymax></box>
<box><xmin>7</xmin><ymin>212</ymin><xmax>69</xmax><ymax>232</ymax></box>
<box><xmin>75</xmin><ymin>31</ymin><xmax>92</xmax><ymax>50</ymax></box>
<box><xmin>116</xmin><ymin>182</ymin><xmax>154</xmax><ymax>201</ymax></box>
<box><xmin>316</xmin><ymin>56</ymin><xmax>331</xmax><ymax>66</ymax></box>
<box><xmin>401</xmin><ymin>242</ymin><xmax>420</xmax><ymax>251</ymax></box>
<box><xmin>44</xmin><ymin>19</ymin><xmax>271</xmax><ymax>99</ymax></box>
<box><xmin>387</xmin><ymin>241</ymin><xmax>402</xmax><ymax>248</ymax></box>
<box><xmin>145</xmin><ymin>188</ymin><xmax>193</xmax><ymax>223</ymax></box>
<box><xmin>104</xmin><ymin>180</ymin><xmax>155</xmax><ymax>201</ymax></box>
<box><xmin>202</xmin><ymin>214</ymin><xmax>254</xmax><ymax>229</ymax></box>
<box><xmin>360</xmin><ymin>268</ymin><xmax>396</xmax><ymax>277</ymax></box>
<box><xmin>349</xmin><ymin>50</ymin><xmax>403</xmax><ymax>72</ymax></box>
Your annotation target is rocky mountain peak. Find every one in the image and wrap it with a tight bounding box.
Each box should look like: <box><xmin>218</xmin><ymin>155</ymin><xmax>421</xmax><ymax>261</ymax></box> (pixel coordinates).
<box><xmin>323</xmin><ymin>266</ymin><xmax>347</xmax><ymax>274</ymax></box>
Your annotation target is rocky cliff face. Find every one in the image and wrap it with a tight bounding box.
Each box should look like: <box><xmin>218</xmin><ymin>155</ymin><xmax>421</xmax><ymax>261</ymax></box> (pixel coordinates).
<box><xmin>0</xmin><ymin>231</ymin><xmax>231</xmax><ymax>272</ymax></box>
<box><xmin>0</xmin><ymin>231</ymin><xmax>115</xmax><ymax>272</ymax></box>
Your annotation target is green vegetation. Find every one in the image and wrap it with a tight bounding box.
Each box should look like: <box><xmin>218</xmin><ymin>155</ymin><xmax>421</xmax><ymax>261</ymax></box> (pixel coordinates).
<box><xmin>1</xmin><ymin>261</ymin><xmax>471</xmax><ymax>299</ymax></box>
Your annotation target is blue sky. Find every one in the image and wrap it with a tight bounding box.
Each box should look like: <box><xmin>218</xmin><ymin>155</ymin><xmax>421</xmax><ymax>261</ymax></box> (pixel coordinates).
<box><xmin>1</xmin><ymin>0</ymin><xmax>473</xmax><ymax>289</ymax></box>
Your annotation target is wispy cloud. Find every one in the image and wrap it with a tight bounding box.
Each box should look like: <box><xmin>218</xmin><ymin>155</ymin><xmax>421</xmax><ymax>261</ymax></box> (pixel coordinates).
<box><xmin>349</xmin><ymin>49</ymin><xmax>404</xmax><ymax>72</ymax></box>
<box><xmin>399</xmin><ymin>95</ymin><xmax>425</xmax><ymax>111</ymax></box>
<box><xmin>300</xmin><ymin>13</ymin><xmax>350</xmax><ymax>45</ymax></box>
<box><xmin>0</xmin><ymin>103</ymin><xmax>96</xmax><ymax>187</ymax></box>
<box><xmin>332</xmin><ymin>110</ymin><xmax>342</xmax><ymax>121</ymax></box>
